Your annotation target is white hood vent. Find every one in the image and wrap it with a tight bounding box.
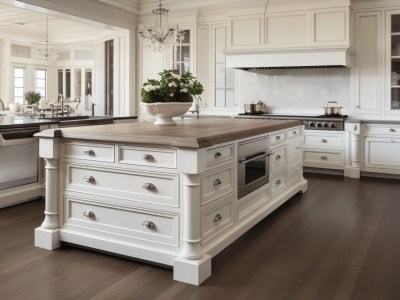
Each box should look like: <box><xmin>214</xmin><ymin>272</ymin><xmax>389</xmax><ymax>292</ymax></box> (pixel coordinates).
<box><xmin>225</xmin><ymin>48</ymin><xmax>354</xmax><ymax>69</ymax></box>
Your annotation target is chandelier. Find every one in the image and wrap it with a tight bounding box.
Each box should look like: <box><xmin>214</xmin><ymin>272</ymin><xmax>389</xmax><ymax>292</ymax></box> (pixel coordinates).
<box><xmin>138</xmin><ymin>0</ymin><xmax>184</xmax><ymax>51</ymax></box>
<box><xmin>32</xmin><ymin>17</ymin><xmax>60</xmax><ymax>60</ymax></box>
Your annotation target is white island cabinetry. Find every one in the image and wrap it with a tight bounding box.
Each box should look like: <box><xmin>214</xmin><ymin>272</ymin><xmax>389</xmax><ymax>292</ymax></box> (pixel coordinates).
<box><xmin>34</xmin><ymin>119</ymin><xmax>307</xmax><ymax>285</ymax></box>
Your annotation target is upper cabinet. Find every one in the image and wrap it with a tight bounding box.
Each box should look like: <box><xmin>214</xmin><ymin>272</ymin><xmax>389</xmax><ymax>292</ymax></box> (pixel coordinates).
<box><xmin>227</xmin><ymin>7</ymin><xmax>350</xmax><ymax>50</ymax></box>
<box><xmin>387</xmin><ymin>10</ymin><xmax>400</xmax><ymax>114</ymax></box>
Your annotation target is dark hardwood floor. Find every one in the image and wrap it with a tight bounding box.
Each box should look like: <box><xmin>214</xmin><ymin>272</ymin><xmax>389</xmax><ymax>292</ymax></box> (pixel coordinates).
<box><xmin>1</xmin><ymin>173</ymin><xmax>400</xmax><ymax>300</ymax></box>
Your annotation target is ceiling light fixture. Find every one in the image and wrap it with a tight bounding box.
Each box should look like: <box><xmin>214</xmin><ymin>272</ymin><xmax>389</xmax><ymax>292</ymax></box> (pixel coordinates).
<box><xmin>32</xmin><ymin>16</ymin><xmax>60</xmax><ymax>60</ymax></box>
<box><xmin>138</xmin><ymin>0</ymin><xmax>184</xmax><ymax>51</ymax></box>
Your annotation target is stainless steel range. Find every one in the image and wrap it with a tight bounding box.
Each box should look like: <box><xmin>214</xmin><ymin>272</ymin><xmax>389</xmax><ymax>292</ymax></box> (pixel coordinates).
<box><xmin>237</xmin><ymin>114</ymin><xmax>348</xmax><ymax>131</ymax></box>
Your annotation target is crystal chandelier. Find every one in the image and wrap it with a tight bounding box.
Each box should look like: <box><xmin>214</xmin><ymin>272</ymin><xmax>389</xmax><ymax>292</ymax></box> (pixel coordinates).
<box><xmin>32</xmin><ymin>17</ymin><xmax>60</xmax><ymax>60</ymax></box>
<box><xmin>138</xmin><ymin>0</ymin><xmax>184</xmax><ymax>51</ymax></box>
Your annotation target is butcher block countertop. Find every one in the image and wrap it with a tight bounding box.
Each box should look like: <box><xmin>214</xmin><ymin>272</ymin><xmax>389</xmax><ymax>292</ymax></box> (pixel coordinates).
<box><xmin>35</xmin><ymin>118</ymin><xmax>302</xmax><ymax>149</ymax></box>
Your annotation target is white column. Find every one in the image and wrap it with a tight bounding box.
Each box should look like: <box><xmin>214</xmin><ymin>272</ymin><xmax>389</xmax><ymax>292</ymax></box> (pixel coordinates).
<box><xmin>345</xmin><ymin>122</ymin><xmax>361</xmax><ymax>178</ymax></box>
<box><xmin>41</xmin><ymin>158</ymin><xmax>60</xmax><ymax>229</ymax></box>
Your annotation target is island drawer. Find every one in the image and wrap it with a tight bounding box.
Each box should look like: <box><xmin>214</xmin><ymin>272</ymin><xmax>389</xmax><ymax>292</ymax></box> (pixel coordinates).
<box><xmin>287</xmin><ymin>137</ymin><xmax>303</xmax><ymax>164</ymax></box>
<box><xmin>303</xmin><ymin>150</ymin><xmax>344</xmax><ymax>168</ymax></box>
<box><xmin>270</xmin><ymin>131</ymin><xmax>286</xmax><ymax>146</ymax></box>
<box><xmin>201</xmin><ymin>164</ymin><xmax>234</xmax><ymax>206</ymax></box>
<box><xmin>64</xmin><ymin>142</ymin><xmax>115</xmax><ymax>162</ymax></box>
<box><xmin>65</xmin><ymin>164</ymin><xmax>179</xmax><ymax>208</ymax></box>
<box><xmin>270</xmin><ymin>171</ymin><xmax>287</xmax><ymax>198</ymax></box>
<box><xmin>270</xmin><ymin>145</ymin><xmax>287</xmax><ymax>173</ymax></box>
<box><xmin>201</xmin><ymin>197</ymin><xmax>234</xmax><ymax>244</ymax></box>
<box><xmin>287</xmin><ymin>127</ymin><xmax>301</xmax><ymax>139</ymax></box>
<box><xmin>64</xmin><ymin>197</ymin><xmax>179</xmax><ymax>248</ymax></box>
<box><xmin>206</xmin><ymin>144</ymin><xmax>235</xmax><ymax>166</ymax></box>
<box><xmin>118</xmin><ymin>146</ymin><xmax>177</xmax><ymax>169</ymax></box>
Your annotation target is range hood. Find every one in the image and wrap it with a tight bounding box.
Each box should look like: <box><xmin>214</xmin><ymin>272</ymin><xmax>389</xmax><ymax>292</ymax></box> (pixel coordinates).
<box><xmin>225</xmin><ymin>47</ymin><xmax>354</xmax><ymax>69</ymax></box>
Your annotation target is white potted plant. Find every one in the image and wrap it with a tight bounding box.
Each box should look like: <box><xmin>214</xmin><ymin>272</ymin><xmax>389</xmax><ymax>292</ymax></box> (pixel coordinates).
<box><xmin>141</xmin><ymin>69</ymin><xmax>204</xmax><ymax>125</ymax></box>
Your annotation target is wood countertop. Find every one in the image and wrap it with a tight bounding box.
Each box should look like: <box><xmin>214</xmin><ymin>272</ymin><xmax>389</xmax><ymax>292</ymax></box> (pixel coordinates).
<box><xmin>35</xmin><ymin>118</ymin><xmax>302</xmax><ymax>148</ymax></box>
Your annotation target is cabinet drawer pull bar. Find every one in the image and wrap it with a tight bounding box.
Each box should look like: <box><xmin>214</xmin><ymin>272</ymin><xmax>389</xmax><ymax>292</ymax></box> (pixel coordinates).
<box><xmin>293</xmin><ymin>131</ymin><xmax>297</xmax><ymax>135</ymax></box>
<box><xmin>142</xmin><ymin>183</ymin><xmax>156</xmax><ymax>190</ymax></box>
<box><xmin>275</xmin><ymin>136</ymin><xmax>281</xmax><ymax>140</ymax></box>
<box><xmin>276</xmin><ymin>179</ymin><xmax>281</xmax><ymax>185</ymax></box>
<box><xmin>320</xmin><ymin>139</ymin><xmax>328</xmax><ymax>143</ymax></box>
<box><xmin>320</xmin><ymin>156</ymin><xmax>328</xmax><ymax>160</ymax></box>
<box><xmin>84</xmin><ymin>176</ymin><xmax>95</xmax><ymax>182</ymax></box>
<box><xmin>214</xmin><ymin>152</ymin><xmax>222</xmax><ymax>159</ymax></box>
<box><xmin>142</xmin><ymin>220</ymin><xmax>155</xmax><ymax>228</ymax></box>
<box><xmin>390</xmin><ymin>129</ymin><xmax>396</xmax><ymax>133</ymax></box>
<box><xmin>213</xmin><ymin>178</ymin><xmax>222</xmax><ymax>186</ymax></box>
<box><xmin>143</xmin><ymin>154</ymin><xmax>154</xmax><ymax>161</ymax></box>
<box><xmin>83</xmin><ymin>210</ymin><xmax>95</xmax><ymax>217</ymax></box>
<box><xmin>84</xmin><ymin>149</ymin><xmax>95</xmax><ymax>155</ymax></box>
<box><xmin>214</xmin><ymin>214</ymin><xmax>222</xmax><ymax>222</ymax></box>
<box><xmin>276</xmin><ymin>155</ymin><xmax>281</xmax><ymax>160</ymax></box>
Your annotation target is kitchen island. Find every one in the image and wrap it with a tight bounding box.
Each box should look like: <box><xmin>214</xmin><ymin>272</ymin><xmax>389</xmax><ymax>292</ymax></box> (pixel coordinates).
<box><xmin>34</xmin><ymin>118</ymin><xmax>307</xmax><ymax>285</ymax></box>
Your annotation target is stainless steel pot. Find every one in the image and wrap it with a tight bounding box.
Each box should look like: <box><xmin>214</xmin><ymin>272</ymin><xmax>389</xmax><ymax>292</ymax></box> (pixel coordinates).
<box><xmin>323</xmin><ymin>101</ymin><xmax>342</xmax><ymax>116</ymax></box>
<box><xmin>244</xmin><ymin>101</ymin><xmax>264</xmax><ymax>114</ymax></box>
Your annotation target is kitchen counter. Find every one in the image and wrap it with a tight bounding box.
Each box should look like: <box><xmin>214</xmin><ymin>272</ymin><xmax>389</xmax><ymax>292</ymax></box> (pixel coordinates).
<box><xmin>36</xmin><ymin>118</ymin><xmax>301</xmax><ymax>148</ymax></box>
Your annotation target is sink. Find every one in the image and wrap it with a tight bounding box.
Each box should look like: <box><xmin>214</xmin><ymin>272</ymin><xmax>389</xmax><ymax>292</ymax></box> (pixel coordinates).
<box><xmin>38</xmin><ymin>115</ymin><xmax>90</xmax><ymax>121</ymax></box>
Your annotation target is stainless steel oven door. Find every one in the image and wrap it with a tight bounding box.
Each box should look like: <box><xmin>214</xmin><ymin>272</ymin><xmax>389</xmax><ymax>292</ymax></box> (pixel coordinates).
<box><xmin>238</xmin><ymin>150</ymin><xmax>270</xmax><ymax>199</ymax></box>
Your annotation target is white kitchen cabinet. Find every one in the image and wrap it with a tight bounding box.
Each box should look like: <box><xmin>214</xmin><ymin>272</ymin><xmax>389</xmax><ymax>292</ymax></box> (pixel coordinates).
<box><xmin>363</xmin><ymin>123</ymin><xmax>400</xmax><ymax>175</ymax></box>
<box><xmin>227</xmin><ymin>7</ymin><xmax>350</xmax><ymax>50</ymax></box>
<box><xmin>386</xmin><ymin>10</ymin><xmax>400</xmax><ymax>114</ymax></box>
<box><xmin>353</xmin><ymin>11</ymin><xmax>383</xmax><ymax>115</ymax></box>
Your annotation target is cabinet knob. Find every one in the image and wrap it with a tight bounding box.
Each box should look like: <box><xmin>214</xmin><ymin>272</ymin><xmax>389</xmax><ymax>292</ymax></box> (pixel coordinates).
<box><xmin>142</xmin><ymin>183</ymin><xmax>156</xmax><ymax>190</ymax></box>
<box><xmin>84</xmin><ymin>175</ymin><xmax>95</xmax><ymax>182</ymax></box>
<box><xmin>275</xmin><ymin>136</ymin><xmax>281</xmax><ymax>140</ymax></box>
<box><xmin>214</xmin><ymin>152</ymin><xmax>222</xmax><ymax>159</ymax></box>
<box><xmin>320</xmin><ymin>139</ymin><xmax>328</xmax><ymax>143</ymax></box>
<box><xmin>83</xmin><ymin>210</ymin><xmax>95</xmax><ymax>217</ymax></box>
<box><xmin>276</xmin><ymin>155</ymin><xmax>281</xmax><ymax>160</ymax></box>
<box><xmin>276</xmin><ymin>179</ymin><xmax>281</xmax><ymax>185</ymax></box>
<box><xmin>143</xmin><ymin>154</ymin><xmax>154</xmax><ymax>161</ymax></box>
<box><xmin>353</xmin><ymin>125</ymin><xmax>358</xmax><ymax>131</ymax></box>
<box><xmin>320</xmin><ymin>156</ymin><xmax>328</xmax><ymax>160</ymax></box>
<box><xmin>84</xmin><ymin>149</ymin><xmax>95</xmax><ymax>155</ymax></box>
<box><xmin>390</xmin><ymin>129</ymin><xmax>396</xmax><ymax>133</ymax></box>
<box><xmin>293</xmin><ymin>131</ymin><xmax>297</xmax><ymax>135</ymax></box>
<box><xmin>214</xmin><ymin>214</ymin><xmax>222</xmax><ymax>222</ymax></box>
<box><xmin>213</xmin><ymin>178</ymin><xmax>222</xmax><ymax>187</ymax></box>
<box><xmin>142</xmin><ymin>220</ymin><xmax>155</xmax><ymax>228</ymax></box>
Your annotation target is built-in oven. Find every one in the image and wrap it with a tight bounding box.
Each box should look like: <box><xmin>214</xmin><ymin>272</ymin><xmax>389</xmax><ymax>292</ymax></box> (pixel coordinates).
<box><xmin>0</xmin><ymin>126</ymin><xmax>40</xmax><ymax>190</ymax></box>
<box><xmin>238</xmin><ymin>136</ymin><xmax>270</xmax><ymax>199</ymax></box>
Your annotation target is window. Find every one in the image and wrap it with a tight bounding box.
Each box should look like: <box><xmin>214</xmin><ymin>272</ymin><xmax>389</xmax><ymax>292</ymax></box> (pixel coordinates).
<box><xmin>35</xmin><ymin>69</ymin><xmax>47</xmax><ymax>99</ymax></box>
<box><xmin>172</xmin><ymin>29</ymin><xmax>191</xmax><ymax>74</ymax></box>
<box><xmin>213</xmin><ymin>25</ymin><xmax>235</xmax><ymax>109</ymax></box>
<box><xmin>13</xmin><ymin>67</ymin><xmax>25</xmax><ymax>104</ymax></box>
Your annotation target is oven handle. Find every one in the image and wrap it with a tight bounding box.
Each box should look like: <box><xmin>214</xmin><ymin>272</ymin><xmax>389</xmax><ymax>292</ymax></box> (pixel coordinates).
<box><xmin>239</xmin><ymin>151</ymin><xmax>270</xmax><ymax>164</ymax></box>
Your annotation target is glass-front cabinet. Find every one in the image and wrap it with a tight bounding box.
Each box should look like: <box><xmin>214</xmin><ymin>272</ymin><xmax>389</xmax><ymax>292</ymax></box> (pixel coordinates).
<box><xmin>171</xmin><ymin>29</ymin><xmax>192</xmax><ymax>74</ymax></box>
<box><xmin>388</xmin><ymin>11</ymin><xmax>400</xmax><ymax>112</ymax></box>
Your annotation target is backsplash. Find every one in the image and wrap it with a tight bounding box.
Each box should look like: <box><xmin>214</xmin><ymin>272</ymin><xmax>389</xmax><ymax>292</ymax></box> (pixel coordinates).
<box><xmin>237</xmin><ymin>68</ymin><xmax>351</xmax><ymax>115</ymax></box>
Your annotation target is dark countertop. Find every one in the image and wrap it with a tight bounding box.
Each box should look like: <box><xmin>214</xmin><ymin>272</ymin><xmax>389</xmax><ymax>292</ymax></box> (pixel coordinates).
<box><xmin>360</xmin><ymin>120</ymin><xmax>400</xmax><ymax>125</ymax></box>
<box><xmin>36</xmin><ymin>118</ymin><xmax>302</xmax><ymax>149</ymax></box>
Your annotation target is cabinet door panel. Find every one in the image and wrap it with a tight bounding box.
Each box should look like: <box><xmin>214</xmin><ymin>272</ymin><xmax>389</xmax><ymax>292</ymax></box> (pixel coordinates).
<box><xmin>230</xmin><ymin>16</ymin><xmax>262</xmax><ymax>47</ymax></box>
<box><xmin>314</xmin><ymin>10</ymin><xmax>347</xmax><ymax>43</ymax></box>
<box><xmin>266</xmin><ymin>13</ymin><xmax>307</xmax><ymax>44</ymax></box>
<box><xmin>364</xmin><ymin>137</ymin><xmax>400</xmax><ymax>169</ymax></box>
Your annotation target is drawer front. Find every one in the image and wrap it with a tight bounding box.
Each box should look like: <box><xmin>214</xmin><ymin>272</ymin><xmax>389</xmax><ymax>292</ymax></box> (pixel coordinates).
<box><xmin>287</xmin><ymin>137</ymin><xmax>303</xmax><ymax>164</ymax></box>
<box><xmin>271</xmin><ymin>131</ymin><xmax>286</xmax><ymax>145</ymax></box>
<box><xmin>364</xmin><ymin>124</ymin><xmax>400</xmax><ymax>136</ymax></box>
<box><xmin>201</xmin><ymin>164</ymin><xmax>234</xmax><ymax>206</ymax></box>
<box><xmin>119</xmin><ymin>146</ymin><xmax>176</xmax><ymax>169</ymax></box>
<box><xmin>287</xmin><ymin>163</ymin><xmax>302</xmax><ymax>187</ymax></box>
<box><xmin>303</xmin><ymin>150</ymin><xmax>345</xmax><ymax>168</ymax></box>
<box><xmin>287</xmin><ymin>127</ymin><xmax>301</xmax><ymax>139</ymax></box>
<box><xmin>64</xmin><ymin>197</ymin><xmax>179</xmax><ymax>247</ymax></box>
<box><xmin>364</xmin><ymin>137</ymin><xmax>400</xmax><ymax>170</ymax></box>
<box><xmin>201</xmin><ymin>198</ymin><xmax>234</xmax><ymax>244</ymax></box>
<box><xmin>270</xmin><ymin>146</ymin><xmax>287</xmax><ymax>173</ymax></box>
<box><xmin>65</xmin><ymin>164</ymin><xmax>179</xmax><ymax>207</ymax></box>
<box><xmin>271</xmin><ymin>171</ymin><xmax>287</xmax><ymax>198</ymax></box>
<box><xmin>303</xmin><ymin>133</ymin><xmax>344</xmax><ymax>150</ymax></box>
<box><xmin>206</xmin><ymin>144</ymin><xmax>235</xmax><ymax>166</ymax></box>
<box><xmin>65</xmin><ymin>142</ymin><xmax>114</xmax><ymax>162</ymax></box>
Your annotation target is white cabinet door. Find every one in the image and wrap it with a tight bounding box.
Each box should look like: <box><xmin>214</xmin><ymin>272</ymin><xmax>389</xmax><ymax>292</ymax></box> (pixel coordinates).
<box><xmin>228</xmin><ymin>15</ymin><xmax>263</xmax><ymax>48</ymax></box>
<box><xmin>364</xmin><ymin>136</ymin><xmax>400</xmax><ymax>173</ymax></box>
<box><xmin>353</xmin><ymin>11</ymin><xmax>383</xmax><ymax>115</ymax></box>
<box><xmin>313</xmin><ymin>8</ymin><xmax>349</xmax><ymax>44</ymax></box>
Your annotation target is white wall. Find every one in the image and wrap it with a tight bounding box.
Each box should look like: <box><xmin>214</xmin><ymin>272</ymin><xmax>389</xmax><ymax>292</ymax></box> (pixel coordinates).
<box><xmin>237</xmin><ymin>68</ymin><xmax>351</xmax><ymax>115</ymax></box>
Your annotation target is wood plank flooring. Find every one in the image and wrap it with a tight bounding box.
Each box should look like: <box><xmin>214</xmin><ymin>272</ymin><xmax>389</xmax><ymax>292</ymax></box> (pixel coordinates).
<box><xmin>1</xmin><ymin>173</ymin><xmax>400</xmax><ymax>300</ymax></box>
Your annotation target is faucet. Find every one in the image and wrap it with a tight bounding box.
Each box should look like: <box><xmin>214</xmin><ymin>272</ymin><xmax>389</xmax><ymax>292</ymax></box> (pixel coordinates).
<box><xmin>57</xmin><ymin>94</ymin><xmax>64</xmax><ymax>115</ymax></box>
<box><xmin>189</xmin><ymin>96</ymin><xmax>201</xmax><ymax>119</ymax></box>
<box><xmin>91</xmin><ymin>103</ymin><xmax>96</xmax><ymax>116</ymax></box>
<box><xmin>0</xmin><ymin>98</ymin><xmax>4</xmax><ymax>111</ymax></box>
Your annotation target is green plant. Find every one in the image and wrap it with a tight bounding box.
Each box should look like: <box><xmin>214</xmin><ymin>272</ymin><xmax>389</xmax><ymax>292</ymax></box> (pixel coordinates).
<box><xmin>24</xmin><ymin>91</ymin><xmax>41</xmax><ymax>105</ymax></box>
<box><xmin>141</xmin><ymin>69</ymin><xmax>204</xmax><ymax>103</ymax></box>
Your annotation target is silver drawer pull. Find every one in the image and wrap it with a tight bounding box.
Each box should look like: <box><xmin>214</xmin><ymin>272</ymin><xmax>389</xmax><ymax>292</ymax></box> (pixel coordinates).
<box><xmin>293</xmin><ymin>131</ymin><xmax>297</xmax><ymax>135</ymax></box>
<box><xmin>142</xmin><ymin>183</ymin><xmax>156</xmax><ymax>190</ymax></box>
<box><xmin>84</xmin><ymin>149</ymin><xmax>95</xmax><ymax>155</ymax></box>
<box><xmin>214</xmin><ymin>214</ymin><xmax>222</xmax><ymax>222</ymax></box>
<box><xmin>142</xmin><ymin>220</ymin><xmax>155</xmax><ymax>228</ymax></box>
<box><xmin>276</xmin><ymin>179</ymin><xmax>281</xmax><ymax>185</ymax></box>
<box><xmin>320</xmin><ymin>156</ymin><xmax>328</xmax><ymax>160</ymax></box>
<box><xmin>84</xmin><ymin>175</ymin><xmax>95</xmax><ymax>182</ymax></box>
<box><xmin>275</xmin><ymin>136</ymin><xmax>281</xmax><ymax>140</ymax></box>
<box><xmin>276</xmin><ymin>155</ymin><xmax>281</xmax><ymax>160</ymax></box>
<box><xmin>214</xmin><ymin>152</ymin><xmax>222</xmax><ymax>159</ymax></box>
<box><xmin>83</xmin><ymin>210</ymin><xmax>95</xmax><ymax>217</ymax></box>
<box><xmin>143</xmin><ymin>154</ymin><xmax>154</xmax><ymax>161</ymax></box>
<box><xmin>390</xmin><ymin>129</ymin><xmax>396</xmax><ymax>132</ymax></box>
<box><xmin>213</xmin><ymin>178</ymin><xmax>222</xmax><ymax>187</ymax></box>
<box><xmin>320</xmin><ymin>139</ymin><xmax>328</xmax><ymax>143</ymax></box>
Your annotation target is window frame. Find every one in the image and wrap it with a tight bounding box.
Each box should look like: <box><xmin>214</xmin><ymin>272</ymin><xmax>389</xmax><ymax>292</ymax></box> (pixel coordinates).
<box><xmin>35</xmin><ymin>68</ymin><xmax>47</xmax><ymax>100</ymax></box>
